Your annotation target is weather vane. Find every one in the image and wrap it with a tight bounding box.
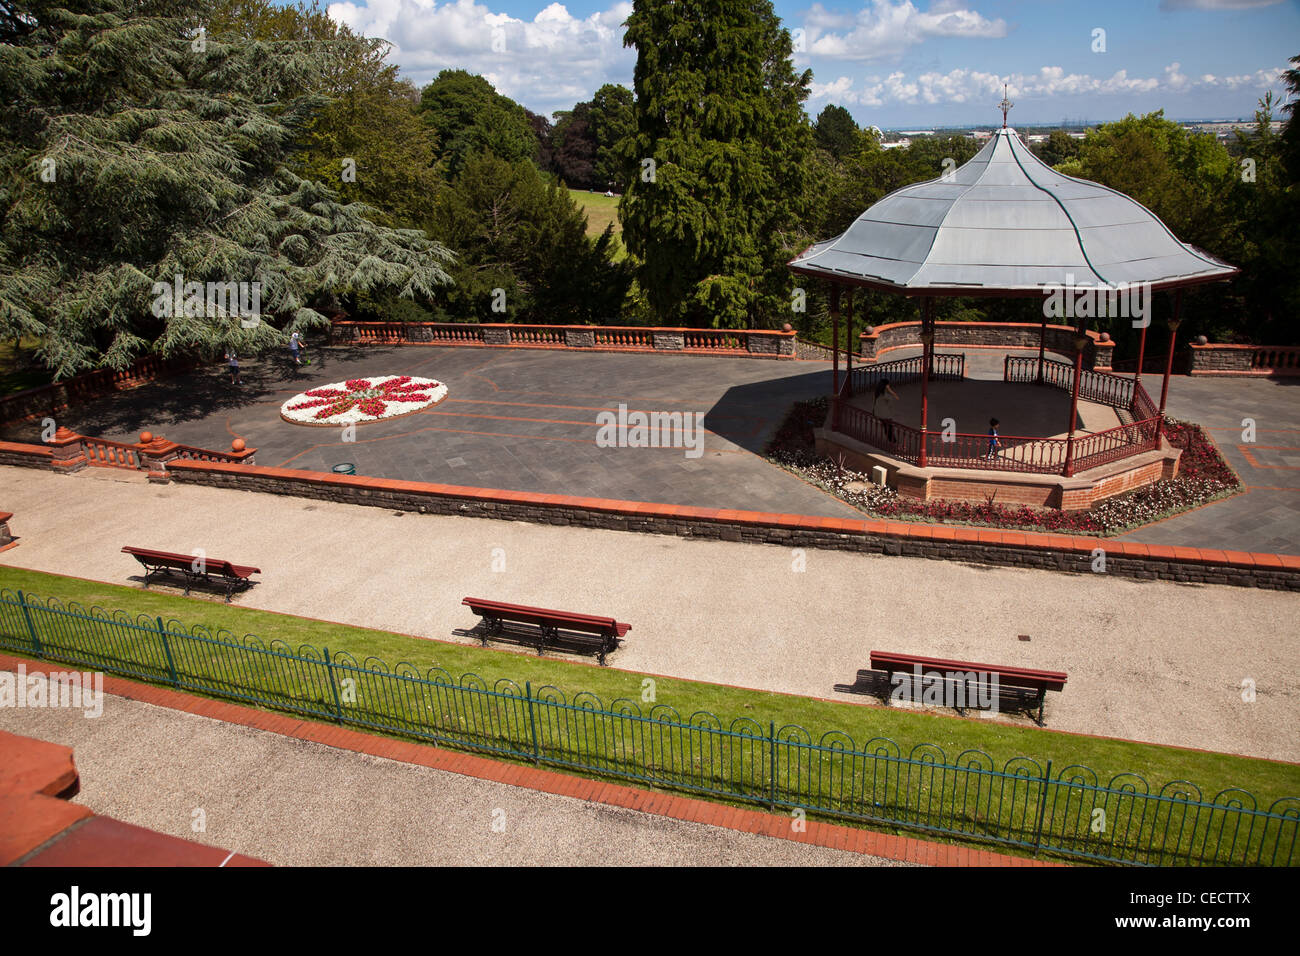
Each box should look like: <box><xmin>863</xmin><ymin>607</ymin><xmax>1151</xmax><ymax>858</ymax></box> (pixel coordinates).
<box><xmin>999</xmin><ymin>83</ymin><xmax>1014</xmax><ymax>128</ymax></box>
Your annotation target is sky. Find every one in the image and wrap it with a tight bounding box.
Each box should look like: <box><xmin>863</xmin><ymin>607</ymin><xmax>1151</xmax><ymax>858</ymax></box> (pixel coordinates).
<box><xmin>319</xmin><ymin>0</ymin><xmax>1300</xmax><ymax>127</ymax></box>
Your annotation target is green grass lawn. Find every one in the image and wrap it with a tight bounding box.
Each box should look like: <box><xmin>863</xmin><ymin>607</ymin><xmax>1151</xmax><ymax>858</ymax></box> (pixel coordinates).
<box><xmin>3</xmin><ymin>565</ymin><xmax>1296</xmax><ymax>814</ymax></box>
<box><xmin>568</xmin><ymin>188</ymin><xmax>626</xmax><ymax>263</ymax></box>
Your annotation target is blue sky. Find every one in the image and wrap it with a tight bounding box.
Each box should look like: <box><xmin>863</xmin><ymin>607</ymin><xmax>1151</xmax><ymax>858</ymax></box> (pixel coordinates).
<box><xmin>319</xmin><ymin>0</ymin><xmax>1298</xmax><ymax>126</ymax></box>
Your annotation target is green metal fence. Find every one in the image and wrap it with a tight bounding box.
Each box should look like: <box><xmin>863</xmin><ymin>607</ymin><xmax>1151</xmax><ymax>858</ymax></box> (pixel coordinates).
<box><xmin>1</xmin><ymin>588</ymin><xmax>1296</xmax><ymax>866</ymax></box>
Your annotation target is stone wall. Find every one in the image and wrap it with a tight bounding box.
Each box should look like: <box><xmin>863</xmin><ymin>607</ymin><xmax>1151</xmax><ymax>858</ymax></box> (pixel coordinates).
<box><xmin>162</xmin><ymin>461</ymin><xmax>1298</xmax><ymax>590</ymax></box>
<box><xmin>860</xmin><ymin>322</ymin><xmax>1114</xmax><ymax>371</ymax></box>
<box><xmin>1188</xmin><ymin>343</ymin><xmax>1300</xmax><ymax>375</ymax></box>
<box><xmin>332</xmin><ymin>321</ymin><xmax>797</xmax><ymax>359</ymax></box>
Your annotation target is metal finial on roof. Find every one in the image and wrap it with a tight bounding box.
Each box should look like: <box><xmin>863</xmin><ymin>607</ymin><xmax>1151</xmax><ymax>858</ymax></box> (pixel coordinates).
<box><xmin>999</xmin><ymin>83</ymin><xmax>1013</xmax><ymax>128</ymax></box>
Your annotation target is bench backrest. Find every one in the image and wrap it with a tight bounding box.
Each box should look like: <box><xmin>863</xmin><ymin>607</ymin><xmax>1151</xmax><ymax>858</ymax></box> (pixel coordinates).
<box><xmin>463</xmin><ymin>597</ymin><xmax>629</xmax><ymax>637</ymax></box>
<box><xmin>122</xmin><ymin>547</ymin><xmax>259</xmax><ymax>578</ymax></box>
<box><xmin>870</xmin><ymin>650</ymin><xmax>1067</xmax><ymax>691</ymax></box>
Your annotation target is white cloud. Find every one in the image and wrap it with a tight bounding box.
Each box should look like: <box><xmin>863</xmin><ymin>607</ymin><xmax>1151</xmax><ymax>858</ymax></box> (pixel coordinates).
<box><xmin>807</xmin><ymin>62</ymin><xmax>1286</xmax><ymax>109</ymax></box>
<box><xmin>802</xmin><ymin>0</ymin><xmax>1006</xmax><ymax>61</ymax></box>
<box><xmin>1160</xmin><ymin>0</ymin><xmax>1285</xmax><ymax>10</ymax></box>
<box><xmin>327</xmin><ymin>0</ymin><xmax>635</xmax><ymax>117</ymax></box>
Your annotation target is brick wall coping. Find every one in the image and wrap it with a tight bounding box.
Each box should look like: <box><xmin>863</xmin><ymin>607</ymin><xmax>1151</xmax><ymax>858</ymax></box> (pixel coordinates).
<box><xmin>0</xmin><ymin>441</ymin><xmax>52</xmax><ymax>459</ymax></box>
<box><xmin>163</xmin><ymin>459</ymin><xmax>1300</xmax><ymax>577</ymax></box>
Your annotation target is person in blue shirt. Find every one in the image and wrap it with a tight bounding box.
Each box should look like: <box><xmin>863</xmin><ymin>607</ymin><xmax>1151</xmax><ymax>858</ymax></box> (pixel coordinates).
<box><xmin>987</xmin><ymin>418</ymin><xmax>1001</xmax><ymax>459</ymax></box>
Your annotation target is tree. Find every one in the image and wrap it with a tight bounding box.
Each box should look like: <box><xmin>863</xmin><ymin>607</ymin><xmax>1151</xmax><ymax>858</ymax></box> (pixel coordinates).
<box><xmin>589</xmin><ymin>84</ymin><xmax>635</xmax><ymax>191</ymax></box>
<box><xmin>551</xmin><ymin>103</ymin><xmax>598</xmax><ymax>189</ymax></box>
<box><xmin>620</xmin><ymin>0</ymin><xmax>814</xmax><ymax>328</ymax></box>
<box><xmin>1033</xmin><ymin>130</ymin><xmax>1082</xmax><ymax>168</ymax></box>
<box><xmin>205</xmin><ymin>2</ymin><xmax>444</xmax><ymax>229</ymax></box>
<box><xmin>427</xmin><ymin>154</ymin><xmax>632</xmax><ymax>324</ymax></box>
<box><xmin>418</xmin><ymin>71</ymin><xmax>536</xmax><ymax>180</ymax></box>
<box><xmin>0</xmin><ymin>0</ymin><xmax>455</xmax><ymax>377</ymax></box>
<box><xmin>813</xmin><ymin>104</ymin><xmax>858</xmax><ymax>160</ymax></box>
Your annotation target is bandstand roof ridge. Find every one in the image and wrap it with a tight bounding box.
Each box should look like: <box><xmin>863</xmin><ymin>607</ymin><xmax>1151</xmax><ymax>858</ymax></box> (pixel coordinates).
<box><xmin>789</xmin><ymin>127</ymin><xmax>1239</xmax><ymax>296</ymax></box>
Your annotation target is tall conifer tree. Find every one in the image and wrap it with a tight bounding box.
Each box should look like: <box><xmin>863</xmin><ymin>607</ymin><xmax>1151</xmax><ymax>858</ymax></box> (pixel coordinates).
<box><xmin>620</xmin><ymin>0</ymin><xmax>813</xmax><ymax>328</ymax></box>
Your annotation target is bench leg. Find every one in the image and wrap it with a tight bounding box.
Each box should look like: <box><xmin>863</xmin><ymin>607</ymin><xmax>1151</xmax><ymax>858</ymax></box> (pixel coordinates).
<box><xmin>538</xmin><ymin>625</ymin><xmax>558</xmax><ymax>657</ymax></box>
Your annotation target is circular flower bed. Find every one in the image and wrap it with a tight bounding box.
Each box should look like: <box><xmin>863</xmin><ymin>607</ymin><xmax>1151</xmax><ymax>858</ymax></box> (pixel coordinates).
<box><xmin>280</xmin><ymin>375</ymin><xmax>447</xmax><ymax>426</ymax></box>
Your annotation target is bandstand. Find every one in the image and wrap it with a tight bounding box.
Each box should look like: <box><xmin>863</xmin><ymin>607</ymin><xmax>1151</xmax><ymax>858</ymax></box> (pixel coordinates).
<box><xmin>788</xmin><ymin>109</ymin><xmax>1239</xmax><ymax>511</ymax></box>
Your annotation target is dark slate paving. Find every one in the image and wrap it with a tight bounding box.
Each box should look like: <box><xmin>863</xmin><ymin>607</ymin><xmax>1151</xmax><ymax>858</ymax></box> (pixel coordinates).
<box><xmin>32</xmin><ymin>345</ymin><xmax>861</xmax><ymax>518</ymax></box>
<box><xmin>17</xmin><ymin>344</ymin><xmax>1300</xmax><ymax>553</ymax></box>
<box><xmin>1112</xmin><ymin>374</ymin><xmax>1300</xmax><ymax>552</ymax></box>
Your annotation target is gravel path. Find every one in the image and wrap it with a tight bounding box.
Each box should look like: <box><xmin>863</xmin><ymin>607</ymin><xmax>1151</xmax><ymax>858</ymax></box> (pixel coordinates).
<box><xmin>2</xmin><ymin>467</ymin><xmax>1298</xmax><ymax>764</ymax></box>
<box><xmin>0</xmin><ymin>682</ymin><xmax>904</xmax><ymax>867</ymax></box>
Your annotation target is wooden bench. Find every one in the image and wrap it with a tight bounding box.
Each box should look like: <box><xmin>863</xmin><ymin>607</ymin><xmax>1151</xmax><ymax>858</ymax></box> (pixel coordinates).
<box><xmin>461</xmin><ymin>597</ymin><xmax>630</xmax><ymax>666</ymax></box>
<box><xmin>122</xmin><ymin>546</ymin><xmax>260</xmax><ymax>602</ymax></box>
<box><xmin>867</xmin><ymin>650</ymin><xmax>1067</xmax><ymax>722</ymax></box>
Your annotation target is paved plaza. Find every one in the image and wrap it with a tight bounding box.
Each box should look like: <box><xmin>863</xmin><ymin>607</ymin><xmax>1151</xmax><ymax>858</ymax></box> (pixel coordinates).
<box><xmin>6</xmin><ymin>343</ymin><xmax>1298</xmax><ymax>551</ymax></box>
<box><xmin>2</xmin><ymin>469</ymin><xmax>1298</xmax><ymax>764</ymax></box>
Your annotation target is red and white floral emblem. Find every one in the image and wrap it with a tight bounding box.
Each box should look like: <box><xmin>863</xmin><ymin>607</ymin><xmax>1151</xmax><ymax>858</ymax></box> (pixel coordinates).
<box><xmin>280</xmin><ymin>375</ymin><xmax>447</xmax><ymax>426</ymax></box>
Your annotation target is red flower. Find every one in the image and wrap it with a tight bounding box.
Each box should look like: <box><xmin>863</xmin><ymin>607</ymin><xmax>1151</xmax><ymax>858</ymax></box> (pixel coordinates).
<box><xmin>287</xmin><ymin>376</ymin><xmax>440</xmax><ymax>420</ymax></box>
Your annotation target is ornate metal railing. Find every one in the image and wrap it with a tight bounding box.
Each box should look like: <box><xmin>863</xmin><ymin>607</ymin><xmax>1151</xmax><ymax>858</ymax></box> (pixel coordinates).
<box><xmin>832</xmin><ymin>402</ymin><xmax>1161</xmax><ymax>476</ymax></box>
<box><xmin>1005</xmin><ymin>356</ymin><xmax>1136</xmax><ymax>409</ymax></box>
<box><xmin>2</xmin><ymin>588</ymin><xmax>1295</xmax><ymax>867</ymax></box>
<box><xmin>843</xmin><ymin>352</ymin><xmax>965</xmax><ymax>398</ymax></box>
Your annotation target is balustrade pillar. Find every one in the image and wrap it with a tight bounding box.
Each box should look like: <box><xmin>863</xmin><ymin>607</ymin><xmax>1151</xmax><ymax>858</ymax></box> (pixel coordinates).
<box><xmin>139</xmin><ymin>433</ymin><xmax>181</xmax><ymax>484</ymax></box>
<box><xmin>47</xmin><ymin>427</ymin><xmax>87</xmax><ymax>474</ymax></box>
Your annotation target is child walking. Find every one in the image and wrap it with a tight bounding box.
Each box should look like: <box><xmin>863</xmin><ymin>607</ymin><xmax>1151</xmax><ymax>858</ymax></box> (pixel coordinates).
<box><xmin>987</xmin><ymin>418</ymin><xmax>1001</xmax><ymax>459</ymax></box>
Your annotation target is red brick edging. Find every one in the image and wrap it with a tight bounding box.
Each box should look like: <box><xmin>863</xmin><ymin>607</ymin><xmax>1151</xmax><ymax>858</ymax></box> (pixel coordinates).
<box><xmin>0</xmin><ymin>655</ymin><xmax>1058</xmax><ymax>867</ymax></box>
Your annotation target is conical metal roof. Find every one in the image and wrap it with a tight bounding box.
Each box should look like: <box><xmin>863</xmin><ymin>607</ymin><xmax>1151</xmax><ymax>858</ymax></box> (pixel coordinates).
<box><xmin>789</xmin><ymin>128</ymin><xmax>1238</xmax><ymax>295</ymax></box>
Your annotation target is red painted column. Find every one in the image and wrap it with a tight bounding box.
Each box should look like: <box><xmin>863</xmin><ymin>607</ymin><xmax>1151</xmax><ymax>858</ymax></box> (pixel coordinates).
<box><xmin>830</xmin><ymin>284</ymin><xmax>840</xmax><ymax>397</ymax></box>
<box><xmin>1063</xmin><ymin>330</ymin><xmax>1087</xmax><ymax>477</ymax></box>
<box><xmin>845</xmin><ymin>288</ymin><xmax>854</xmax><ymax>396</ymax></box>
<box><xmin>1157</xmin><ymin>288</ymin><xmax>1184</xmax><ymax>439</ymax></box>
<box><xmin>1037</xmin><ymin>318</ymin><xmax>1046</xmax><ymax>383</ymax></box>
<box><xmin>919</xmin><ymin>299</ymin><xmax>932</xmax><ymax>467</ymax></box>
<box><xmin>1133</xmin><ymin>321</ymin><xmax>1148</xmax><ymax>386</ymax></box>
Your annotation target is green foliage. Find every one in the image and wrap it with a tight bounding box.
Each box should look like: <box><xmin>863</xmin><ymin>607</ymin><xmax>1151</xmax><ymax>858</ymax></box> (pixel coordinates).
<box><xmin>813</xmin><ymin>104</ymin><xmax>858</xmax><ymax>160</ymax></box>
<box><xmin>1065</xmin><ymin>107</ymin><xmax>1298</xmax><ymax>345</ymax></box>
<box><xmin>590</xmin><ymin>84</ymin><xmax>635</xmax><ymax>192</ymax></box>
<box><xmin>1032</xmin><ymin>130</ymin><xmax>1082</xmax><ymax>168</ymax></box>
<box><xmin>427</xmin><ymin>154</ymin><xmax>632</xmax><ymax>324</ymax></box>
<box><xmin>551</xmin><ymin>102</ymin><xmax>598</xmax><ymax>189</ymax></box>
<box><xmin>0</xmin><ymin>0</ymin><xmax>454</xmax><ymax>376</ymax></box>
<box><xmin>620</xmin><ymin>0</ymin><xmax>814</xmax><ymax>329</ymax></box>
<box><xmin>418</xmin><ymin>70</ymin><xmax>536</xmax><ymax>180</ymax></box>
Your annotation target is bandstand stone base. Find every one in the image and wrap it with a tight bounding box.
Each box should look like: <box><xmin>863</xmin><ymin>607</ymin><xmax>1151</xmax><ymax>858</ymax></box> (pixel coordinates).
<box><xmin>814</xmin><ymin>428</ymin><xmax>1181</xmax><ymax>511</ymax></box>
